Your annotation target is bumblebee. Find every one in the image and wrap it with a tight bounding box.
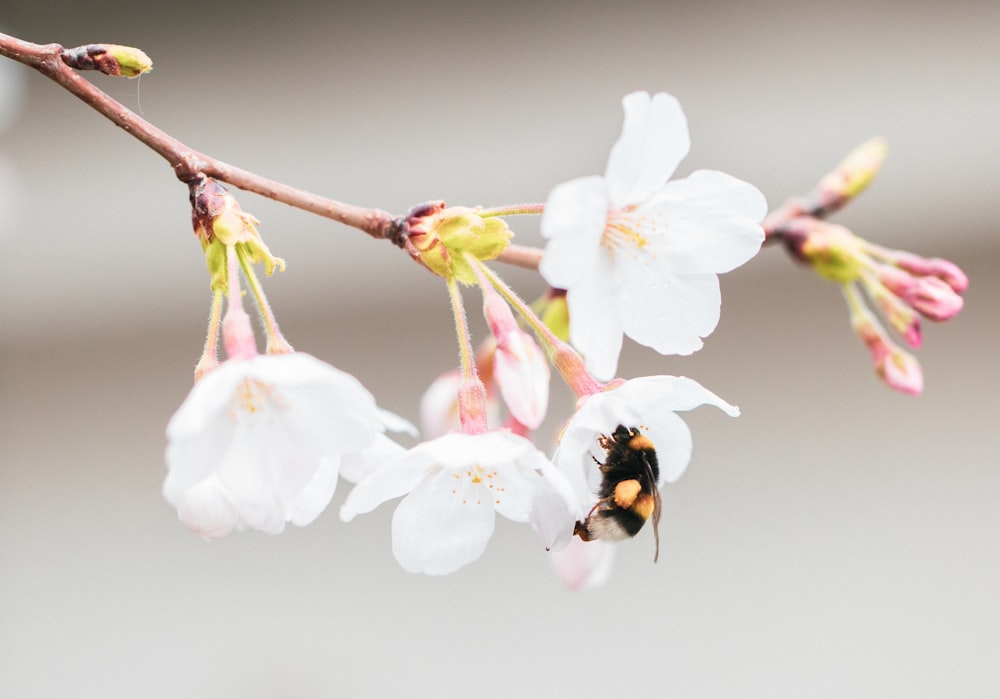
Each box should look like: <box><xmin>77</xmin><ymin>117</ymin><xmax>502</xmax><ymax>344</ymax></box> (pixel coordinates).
<box><xmin>573</xmin><ymin>424</ymin><xmax>662</xmax><ymax>562</ymax></box>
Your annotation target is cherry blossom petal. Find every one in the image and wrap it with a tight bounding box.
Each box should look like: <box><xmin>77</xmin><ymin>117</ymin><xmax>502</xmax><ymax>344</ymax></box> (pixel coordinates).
<box><xmin>391</xmin><ymin>468</ymin><xmax>497</xmax><ymax>575</ymax></box>
<box><xmin>539</xmin><ymin>175</ymin><xmax>608</xmax><ymax>289</ymax></box>
<box><xmin>642</xmin><ymin>170</ymin><xmax>767</xmax><ymax>274</ymax></box>
<box><xmin>551</xmin><ymin>537</ymin><xmax>616</xmax><ymax>590</ymax></box>
<box><xmin>527</xmin><ymin>466</ymin><xmax>581</xmax><ymax>551</ymax></box>
<box><xmin>612</xmin><ymin>374</ymin><xmax>740</xmax><ymax>415</ymax></box>
<box><xmin>565</xmin><ymin>255</ymin><xmax>624</xmax><ymax>382</ymax></box>
<box><xmin>605</xmin><ymin>91</ymin><xmax>690</xmax><ymax>207</ymax></box>
<box><xmin>339</xmin><ymin>434</ymin><xmax>409</xmax><ymax>484</ymax></box>
<box><xmin>494</xmin><ymin>330</ymin><xmax>550</xmax><ymax>430</ymax></box>
<box><xmin>284</xmin><ymin>456</ymin><xmax>342</xmax><ymax>527</ymax></box>
<box><xmin>172</xmin><ymin>477</ymin><xmax>241</xmax><ymax>540</ymax></box>
<box><xmin>378</xmin><ymin>409</ymin><xmax>418</xmax><ymax>438</ymax></box>
<box><xmin>340</xmin><ymin>450</ymin><xmax>434</xmax><ymax>521</ymax></box>
<box><xmin>489</xmin><ymin>449</ymin><xmax>559</xmax><ymax>524</ymax></box>
<box><xmin>620</xmin><ymin>269</ymin><xmax>721</xmax><ymax>357</ymax></box>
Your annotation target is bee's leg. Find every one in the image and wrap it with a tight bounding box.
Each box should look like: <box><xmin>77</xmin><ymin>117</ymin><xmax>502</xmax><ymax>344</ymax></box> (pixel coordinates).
<box><xmin>573</xmin><ymin>520</ymin><xmax>593</xmax><ymax>541</ymax></box>
<box><xmin>574</xmin><ymin>497</ymin><xmax>615</xmax><ymax>541</ymax></box>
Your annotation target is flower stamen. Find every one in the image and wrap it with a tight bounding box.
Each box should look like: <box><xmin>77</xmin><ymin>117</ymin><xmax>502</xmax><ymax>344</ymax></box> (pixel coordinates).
<box><xmin>602</xmin><ymin>215</ymin><xmax>650</xmax><ymax>256</ymax></box>
<box><xmin>229</xmin><ymin>378</ymin><xmax>284</xmax><ymax>419</ymax></box>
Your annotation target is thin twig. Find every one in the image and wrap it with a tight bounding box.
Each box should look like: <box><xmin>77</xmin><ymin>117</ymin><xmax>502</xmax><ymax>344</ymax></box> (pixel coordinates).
<box><xmin>0</xmin><ymin>33</ymin><xmax>398</xmax><ymax>241</ymax></box>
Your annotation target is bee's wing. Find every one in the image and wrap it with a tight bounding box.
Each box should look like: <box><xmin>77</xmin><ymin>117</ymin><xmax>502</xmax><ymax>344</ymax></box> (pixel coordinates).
<box><xmin>643</xmin><ymin>454</ymin><xmax>662</xmax><ymax>563</ymax></box>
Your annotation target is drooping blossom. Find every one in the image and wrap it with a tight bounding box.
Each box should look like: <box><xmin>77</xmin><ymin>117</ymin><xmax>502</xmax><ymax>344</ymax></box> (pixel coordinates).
<box><xmin>164</xmin><ymin>352</ymin><xmax>387</xmax><ymax>539</ymax></box>
<box><xmin>540</xmin><ymin>91</ymin><xmax>767</xmax><ymax>381</ymax></box>
<box><xmin>341</xmin><ymin>431</ymin><xmax>579</xmax><ymax>575</ymax></box>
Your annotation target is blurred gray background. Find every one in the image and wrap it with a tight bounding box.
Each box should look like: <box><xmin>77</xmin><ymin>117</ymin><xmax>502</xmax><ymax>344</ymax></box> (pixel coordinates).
<box><xmin>1</xmin><ymin>1</ymin><xmax>998</xmax><ymax>697</ymax></box>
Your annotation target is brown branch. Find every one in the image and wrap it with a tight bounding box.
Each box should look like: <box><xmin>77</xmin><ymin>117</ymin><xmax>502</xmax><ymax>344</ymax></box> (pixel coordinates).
<box><xmin>0</xmin><ymin>32</ymin><xmax>399</xmax><ymax>241</ymax></box>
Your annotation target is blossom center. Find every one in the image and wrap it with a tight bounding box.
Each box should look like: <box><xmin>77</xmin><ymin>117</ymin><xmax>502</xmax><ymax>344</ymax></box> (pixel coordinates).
<box><xmin>601</xmin><ymin>210</ymin><xmax>654</xmax><ymax>261</ymax></box>
<box><xmin>449</xmin><ymin>464</ymin><xmax>505</xmax><ymax>506</ymax></box>
<box><xmin>228</xmin><ymin>378</ymin><xmax>286</xmax><ymax>421</ymax></box>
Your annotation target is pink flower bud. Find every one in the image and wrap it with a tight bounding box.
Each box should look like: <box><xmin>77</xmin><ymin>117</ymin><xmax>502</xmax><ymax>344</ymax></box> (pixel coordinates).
<box><xmin>866</xmin><ymin>280</ymin><xmax>922</xmax><ymax>349</ymax></box>
<box><xmin>494</xmin><ymin>329</ymin><xmax>550</xmax><ymax>430</ymax></box>
<box><xmin>891</xmin><ymin>252</ymin><xmax>969</xmax><ymax>294</ymax></box>
<box><xmin>483</xmin><ymin>294</ymin><xmax>551</xmax><ymax>429</ymax></box>
<box><xmin>877</xmin><ymin>348</ymin><xmax>924</xmax><ymax>396</ymax></box>
<box><xmin>456</xmin><ymin>375</ymin><xmax>490</xmax><ymax>435</ymax></box>
<box><xmin>855</xmin><ymin>317</ymin><xmax>923</xmax><ymax>395</ymax></box>
<box><xmin>904</xmin><ymin>276</ymin><xmax>964</xmax><ymax>321</ymax></box>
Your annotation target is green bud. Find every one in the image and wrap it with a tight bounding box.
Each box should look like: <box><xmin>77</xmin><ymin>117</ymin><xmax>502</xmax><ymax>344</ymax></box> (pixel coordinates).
<box><xmin>533</xmin><ymin>291</ymin><xmax>570</xmax><ymax>343</ymax></box>
<box><xmin>406</xmin><ymin>203</ymin><xmax>512</xmax><ymax>283</ymax></box>
<box><xmin>61</xmin><ymin>44</ymin><xmax>152</xmax><ymax>78</ymax></box>
<box><xmin>794</xmin><ymin>221</ymin><xmax>867</xmax><ymax>284</ymax></box>
<box><xmin>819</xmin><ymin>137</ymin><xmax>888</xmax><ymax>203</ymax></box>
<box><xmin>106</xmin><ymin>45</ymin><xmax>153</xmax><ymax>77</ymax></box>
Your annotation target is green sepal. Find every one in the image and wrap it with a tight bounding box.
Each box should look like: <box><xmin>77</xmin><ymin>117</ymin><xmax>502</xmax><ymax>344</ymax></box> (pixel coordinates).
<box><xmin>440</xmin><ymin>211</ymin><xmax>512</xmax><ymax>284</ymax></box>
<box><xmin>204</xmin><ymin>239</ymin><xmax>229</xmax><ymax>293</ymax></box>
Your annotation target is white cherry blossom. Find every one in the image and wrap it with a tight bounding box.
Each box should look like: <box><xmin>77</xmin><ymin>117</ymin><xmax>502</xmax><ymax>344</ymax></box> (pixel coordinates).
<box><xmin>164</xmin><ymin>352</ymin><xmax>386</xmax><ymax>539</ymax></box>
<box><xmin>341</xmin><ymin>431</ymin><xmax>579</xmax><ymax>575</ymax></box>
<box><xmin>540</xmin><ymin>91</ymin><xmax>767</xmax><ymax>381</ymax></box>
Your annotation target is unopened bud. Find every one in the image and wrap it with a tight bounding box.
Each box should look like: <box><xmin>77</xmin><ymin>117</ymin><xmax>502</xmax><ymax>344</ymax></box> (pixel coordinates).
<box><xmin>852</xmin><ymin>307</ymin><xmax>923</xmax><ymax>395</ymax></box>
<box><xmin>61</xmin><ymin>44</ymin><xmax>153</xmax><ymax>78</ymax></box>
<box><xmin>477</xmin><ymin>288</ymin><xmax>550</xmax><ymax>426</ymax></box>
<box><xmin>892</xmin><ymin>251</ymin><xmax>969</xmax><ymax>294</ymax></box>
<box><xmin>904</xmin><ymin>276</ymin><xmax>964</xmax><ymax>321</ymax></box>
<box><xmin>876</xmin><ymin>263</ymin><xmax>964</xmax><ymax>322</ymax></box>
<box><xmin>792</xmin><ymin>220</ymin><xmax>866</xmax><ymax>284</ymax></box>
<box><xmin>532</xmin><ymin>290</ymin><xmax>570</xmax><ymax>343</ymax></box>
<box><xmin>815</xmin><ymin>137</ymin><xmax>888</xmax><ymax>212</ymax></box>
<box><xmin>420</xmin><ymin>363</ymin><xmax>501</xmax><ymax>439</ymax></box>
<box><xmin>862</xmin><ymin>272</ymin><xmax>922</xmax><ymax>348</ymax></box>
<box><xmin>456</xmin><ymin>375</ymin><xmax>490</xmax><ymax>434</ymax></box>
<box><xmin>877</xmin><ymin>348</ymin><xmax>924</xmax><ymax>396</ymax></box>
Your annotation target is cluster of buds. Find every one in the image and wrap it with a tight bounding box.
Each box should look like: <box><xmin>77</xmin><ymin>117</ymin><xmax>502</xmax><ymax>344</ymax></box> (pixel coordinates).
<box><xmin>770</xmin><ymin>139</ymin><xmax>968</xmax><ymax>394</ymax></box>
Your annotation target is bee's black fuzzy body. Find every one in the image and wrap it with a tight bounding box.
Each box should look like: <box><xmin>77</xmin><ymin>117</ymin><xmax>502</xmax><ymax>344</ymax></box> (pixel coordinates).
<box><xmin>574</xmin><ymin>424</ymin><xmax>663</xmax><ymax>561</ymax></box>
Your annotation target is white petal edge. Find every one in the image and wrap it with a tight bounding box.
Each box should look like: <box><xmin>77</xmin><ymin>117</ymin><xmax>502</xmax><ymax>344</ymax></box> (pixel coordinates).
<box><xmin>540</xmin><ymin>175</ymin><xmax>609</xmax><ymax>289</ymax></box>
<box><xmin>605</xmin><ymin>91</ymin><xmax>690</xmax><ymax>207</ymax></box>
<box><xmin>640</xmin><ymin>169</ymin><xmax>766</xmax><ymax>274</ymax></box>
<box><xmin>339</xmin><ymin>449</ymin><xmax>433</xmax><ymax>521</ymax></box>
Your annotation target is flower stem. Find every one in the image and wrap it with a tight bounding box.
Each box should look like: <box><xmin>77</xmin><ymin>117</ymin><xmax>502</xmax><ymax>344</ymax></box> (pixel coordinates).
<box><xmin>467</xmin><ymin>256</ymin><xmax>603</xmax><ymax>397</ymax></box>
<box><xmin>447</xmin><ymin>277</ymin><xmax>489</xmax><ymax>433</ymax></box>
<box><xmin>236</xmin><ymin>247</ymin><xmax>293</xmax><ymax>354</ymax></box>
<box><xmin>193</xmin><ymin>289</ymin><xmax>225</xmax><ymax>382</ymax></box>
<box><xmin>477</xmin><ymin>203</ymin><xmax>545</xmax><ymax>218</ymax></box>
<box><xmin>495</xmin><ymin>244</ymin><xmax>544</xmax><ymax>270</ymax></box>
